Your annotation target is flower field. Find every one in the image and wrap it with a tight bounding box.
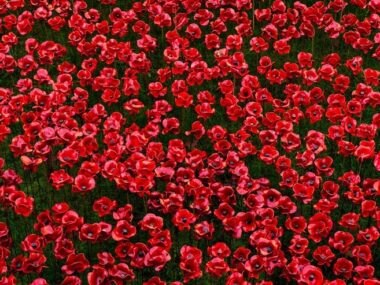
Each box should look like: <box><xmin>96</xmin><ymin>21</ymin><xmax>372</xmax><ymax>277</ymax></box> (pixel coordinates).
<box><xmin>0</xmin><ymin>0</ymin><xmax>380</xmax><ymax>284</ymax></box>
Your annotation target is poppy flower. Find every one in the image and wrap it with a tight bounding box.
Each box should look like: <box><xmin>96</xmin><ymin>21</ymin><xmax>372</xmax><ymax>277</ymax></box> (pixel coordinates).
<box><xmin>194</xmin><ymin>221</ymin><xmax>215</xmax><ymax>240</ymax></box>
<box><xmin>79</xmin><ymin>223</ymin><xmax>101</xmax><ymax>242</ymax></box>
<box><xmin>300</xmin><ymin>265</ymin><xmax>324</xmax><ymax>285</ymax></box>
<box><xmin>172</xmin><ymin>209</ymin><xmax>196</xmax><ymax>231</ymax></box>
<box><xmin>20</xmin><ymin>252</ymin><xmax>46</xmax><ymax>274</ymax></box>
<box><xmin>4</xmin><ymin>182</ymin><xmax>29</xmax><ymax>209</ymax></box>
<box><xmin>352</xmin><ymin>245</ymin><xmax>373</xmax><ymax>265</ymax></box>
<box><xmin>285</xmin><ymin>216</ymin><xmax>307</xmax><ymax>234</ymax></box>
<box><xmin>93</xmin><ymin>197</ymin><xmax>117</xmax><ymax>217</ymax></box>
<box><xmin>293</xmin><ymin>183</ymin><xmax>315</xmax><ymax>204</ymax></box>
<box><xmin>313</xmin><ymin>245</ymin><xmax>335</xmax><ymax>266</ymax></box>
<box><xmin>259</xmin><ymin>145</ymin><xmax>279</xmax><ymax>164</ymax></box>
<box><xmin>308</xmin><ymin>213</ymin><xmax>333</xmax><ymax>243</ymax></box>
<box><xmin>180</xmin><ymin>246</ymin><xmax>203</xmax><ymax>282</ymax></box>
<box><xmin>139</xmin><ymin>214</ymin><xmax>164</xmax><ymax>235</ymax></box>
<box><xmin>333</xmin><ymin>258</ymin><xmax>353</xmax><ymax>279</ymax></box>
<box><xmin>328</xmin><ymin>231</ymin><xmax>354</xmax><ymax>253</ymax></box>
<box><xmin>112</xmin><ymin>220</ymin><xmax>137</xmax><ymax>241</ymax></box>
<box><xmin>50</xmin><ymin>170</ymin><xmax>74</xmax><ymax>190</ymax></box>
<box><xmin>144</xmin><ymin>246</ymin><xmax>171</xmax><ymax>272</ymax></box>
<box><xmin>314</xmin><ymin>156</ymin><xmax>334</xmax><ymax>176</ymax></box>
<box><xmin>109</xmin><ymin>263</ymin><xmax>135</xmax><ymax>281</ymax></box>
<box><xmin>205</xmin><ymin>257</ymin><xmax>229</xmax><ymax>278</ymax></box>
<box><xmin>53</xmin><ymin>238</ymin><xmax>75</xmax><ymax>260</ymax></box>
<box><xmin>21</xmin><ymin>234</ymin><xmax>45</xmax><ymax>253</ymax></box>
<box><xmin>72</xmin><ymin>175</ymin><xmax>96</xmax><ymax>193</ymax></box>
<box><xmin>61</xmin><ymin>253</ymin><xmax>90</xmax><ymax>275</ymax></box>
<box><xmin>354</xmin><ymin>140</ymin><xmax>375</xmax><ymax>160</ymax></box>
<box><xmin>338</xmin><ymin>213</ymin><xmax>360</xmax><ymax>230</ymax></box>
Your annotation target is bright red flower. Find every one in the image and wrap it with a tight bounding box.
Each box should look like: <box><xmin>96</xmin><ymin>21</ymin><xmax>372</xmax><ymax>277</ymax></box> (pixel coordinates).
<box><xmin>112</xmin><ymin>220</ymin><xmax>137</xmax><ymax>241</ymax></box>
<box><xmin>308</xmin><ymin>213</ymin><xmax>333</xmax><ymax>243</ymax></box>
<box><xmin>172</xmin><ymin>209</ymin><xmax>196</xmax><ymax>231</ymax></box>
<box><xmin>144</xmin><ymin>246</ymin><xmax>171</xmax><ymax>272</ymax></box>
<box><xmin>61</xmin><ymin>253</ymin><xmax>90</xmax><ymax>275</ymax></box>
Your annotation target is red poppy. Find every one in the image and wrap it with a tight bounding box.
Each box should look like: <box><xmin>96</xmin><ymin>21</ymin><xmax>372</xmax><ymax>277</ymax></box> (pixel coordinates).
<box><xmin>312</xmin><ymin>245</ymin><xmax>335</xmax><ymax>266</ymax></box>
<box><xmin>308</xmin><ymin>213</ymin><xmax>333</xmax><ymax>243</ymax></box>
<box><xmin>172</xmin><ymin>209</ymin><xmax>196</xmax><ymax>231</ymax></box>
<box><xmin>300</xmin><ymin>265</ymin><xmax>324</xmax><ymax>285</ymax></box>
<box><xmin>93</xmin><ymin>197</ymin><xmax>117</xmax><ymax>217</ymax></box>
<box><xmin>61</xmin><ymin>253</ymin><xmax>90</xmax><ymax>275</ymax></box>
<box><xmin>72</xmin><ymin>175</ymin><xmax>96</xmax><ymax>193</ymax></box>
<box><xmin>333</xmin><ymin>258</ymin><xmax>353</xmax><ymax>279</ymax></box>
<box><xmin>144</xmin><ymin>246</ymin><xmax>171</xmax><ymax>272</ymax></box>
<box><xmin>112</xmin><ymin>220</ymin><xmax>137</xmax><ymax>241</ymax></box>
<box><xmin>205</xmin><ymin>257</ymin><xmax>229</xmax><ymax>278</ymax></box>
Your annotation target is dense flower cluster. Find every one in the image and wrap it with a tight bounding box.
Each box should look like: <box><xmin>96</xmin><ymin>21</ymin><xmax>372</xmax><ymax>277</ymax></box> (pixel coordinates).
<box><xmin>0</xmin><ymin>0</ymin><xmax>380</xmax><ymax>284</ymax></box>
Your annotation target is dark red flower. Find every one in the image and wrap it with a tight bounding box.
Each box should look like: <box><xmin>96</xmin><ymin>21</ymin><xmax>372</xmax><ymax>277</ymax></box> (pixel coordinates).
<box><xmin>333</xmin><ymin>258</ymin><xmax>353</xmax><ymax>280</ymax></box>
